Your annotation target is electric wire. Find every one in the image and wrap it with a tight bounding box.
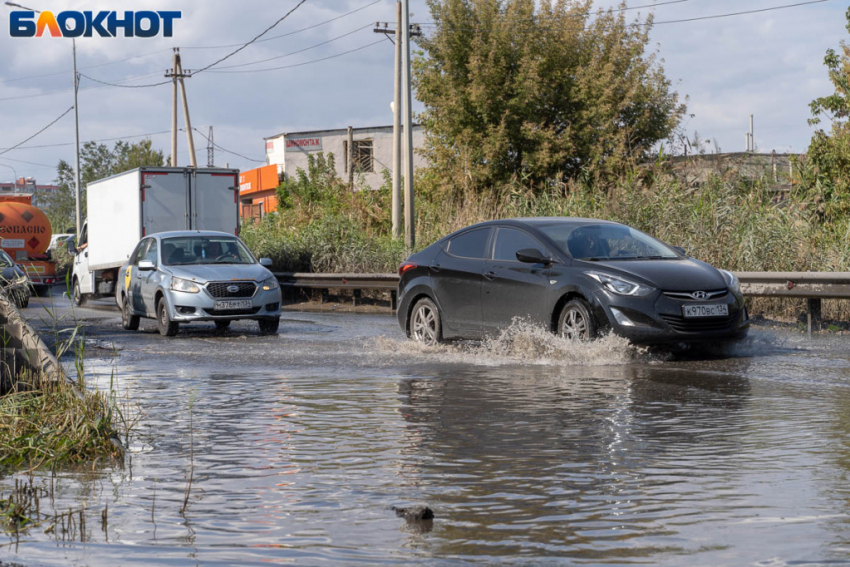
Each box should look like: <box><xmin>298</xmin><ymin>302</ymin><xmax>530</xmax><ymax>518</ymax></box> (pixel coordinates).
<box><xmin>191</xmin><ymin>0</ymin><xmax>309</xmax><ymax>75</ymax></box>
<box><xmin>0</xmin><ymin>106</ymin><xmax>74</xmax><ymax>157</ymax></box>
<box><xmin>207</xmin><ymin>39</ymin><xmax>385</xmax><ymax>74</ymax></box>
<box><xmin>192</xmin><ymin>128</ymin><xmax>265</xmax><ymax>163</ymax></box>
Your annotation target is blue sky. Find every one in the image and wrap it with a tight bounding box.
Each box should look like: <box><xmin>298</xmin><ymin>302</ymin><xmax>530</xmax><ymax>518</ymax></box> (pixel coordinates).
<box><xmin>0</xmin><ymin>0</ymin><xmax>847</xmax><ymax>183</ymax></box>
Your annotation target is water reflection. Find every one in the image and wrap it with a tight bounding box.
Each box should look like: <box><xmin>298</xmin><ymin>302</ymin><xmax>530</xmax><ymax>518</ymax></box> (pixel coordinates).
<box><xmin>396</xmin><ymin>363</ymin><xmax>753</xmax><ymax>560</ymax></box>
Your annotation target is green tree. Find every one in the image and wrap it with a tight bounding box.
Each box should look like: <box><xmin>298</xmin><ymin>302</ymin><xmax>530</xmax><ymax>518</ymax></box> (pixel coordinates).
<box><xmin>44</xmin><ymin>140</ymin><xmax>165</xmax><ymax>234</ymax></box>
<box><xmin>414</xmin><ymin>0</ymin><xmax>686</xmax><ymax>194</ymax></box>
<box><xmin>807</xmin><ymin>7</ymin><xmax>850</xmax><ymax>208</ymax></box>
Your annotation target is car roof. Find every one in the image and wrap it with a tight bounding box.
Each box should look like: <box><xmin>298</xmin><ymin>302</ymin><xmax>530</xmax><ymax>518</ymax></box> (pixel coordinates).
<box><xmin>447</xmin><ymin>217</ymin><xmax>622</xmax><ymax>232</ymax></box>
<box><xmin>151</xmin><ymin>230</ymin><xmax>238</xmax><ymax>239</ymax></box>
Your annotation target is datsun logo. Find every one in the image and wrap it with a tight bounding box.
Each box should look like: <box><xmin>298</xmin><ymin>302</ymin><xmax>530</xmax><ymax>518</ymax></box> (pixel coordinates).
<box><xmin>9</xmin><ymin>10</ymin><xmax>181</xmax><ymax>38</ymax></box>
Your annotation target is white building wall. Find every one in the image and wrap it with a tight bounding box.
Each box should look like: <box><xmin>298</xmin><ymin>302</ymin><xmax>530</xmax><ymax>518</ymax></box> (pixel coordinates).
<box><xmin>265</xmin><ymin>125</ymin><xmax>426</xmax><ymax>191</ymax></box>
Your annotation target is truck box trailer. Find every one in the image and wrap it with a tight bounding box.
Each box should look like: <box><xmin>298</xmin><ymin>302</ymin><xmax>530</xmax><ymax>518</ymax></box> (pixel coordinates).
<box><xmin>70</xmin><ymin>167</ymin><xmax>239</xmax><ymax>304</ymax></box>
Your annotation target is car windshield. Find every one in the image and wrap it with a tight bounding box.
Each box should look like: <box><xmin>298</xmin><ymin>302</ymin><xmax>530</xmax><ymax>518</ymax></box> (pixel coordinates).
<box><xmin>539</xmin><ymin>223</ymin><xmax>679</xmax><ymax>261</ymax></box>
<box><xmin>161</xmin><ymin>236</ymin><xmax>256</xmax><ymax>266</ymax></box>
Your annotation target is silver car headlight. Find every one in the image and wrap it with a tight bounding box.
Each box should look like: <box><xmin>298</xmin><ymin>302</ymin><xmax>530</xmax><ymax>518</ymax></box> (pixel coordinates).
<box><xmin>262</xmin><ymin>276</ymin><xmax>280</xmax><ymax>292</ymax></box>
<box><xmin>719</xmin><ymin>269</ymin><xmax>741</xmax><ymax>295</ymax></box>
<box><xmin>586</xmin><ymin>271</ymin><xmax>654</xmax><ymax>297</ymax></box>
<box><xmin>171</xmin><ymin>276</ymin><xmax>200</xmax><ymax>294</ymax></box>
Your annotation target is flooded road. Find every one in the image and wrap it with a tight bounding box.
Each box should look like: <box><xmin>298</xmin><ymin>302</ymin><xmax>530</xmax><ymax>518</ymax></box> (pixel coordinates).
<box><xmin>4</xmin><ymin>292</ymin><xmax>850</xmax><ymax>565</ymax></box>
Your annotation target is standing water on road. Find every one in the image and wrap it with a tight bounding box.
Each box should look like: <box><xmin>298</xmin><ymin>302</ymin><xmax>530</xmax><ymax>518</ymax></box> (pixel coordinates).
<box><xmin>4</xmin><ymin>296</ymin><xmax>850</xmax><ymax>566</ymax></box>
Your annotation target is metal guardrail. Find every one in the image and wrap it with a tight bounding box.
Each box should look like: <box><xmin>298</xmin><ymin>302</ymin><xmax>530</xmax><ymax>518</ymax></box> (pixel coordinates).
<box><xmin>275</xmin><ymin>271</ymin><xmax>850</xmax><ymax>298</ymax></box>
<box><xmin>274</xmin><ymin>271</ymin><xmax>850</xmax><ymax>336</ymax></box>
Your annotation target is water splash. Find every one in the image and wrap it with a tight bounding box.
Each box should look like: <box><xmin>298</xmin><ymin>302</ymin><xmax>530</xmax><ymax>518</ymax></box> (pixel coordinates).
<box><xmin>374</xmin><ymin>319</ymin><xmax>650</xmax><ymax>367</ymax></box>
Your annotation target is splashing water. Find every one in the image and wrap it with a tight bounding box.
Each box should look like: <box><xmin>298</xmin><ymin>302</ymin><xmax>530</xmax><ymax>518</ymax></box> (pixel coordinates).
<box><xmin>374</xmin><ymin>319</ymin><xmax>652</xmax><ymax>367</ymax></box>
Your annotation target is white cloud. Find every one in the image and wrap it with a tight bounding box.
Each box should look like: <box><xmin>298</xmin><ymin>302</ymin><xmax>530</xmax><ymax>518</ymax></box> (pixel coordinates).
<box><xmin>0</xmin><ymin>0</ymin><xmax>845</xmax><ymax>181</ymax></box>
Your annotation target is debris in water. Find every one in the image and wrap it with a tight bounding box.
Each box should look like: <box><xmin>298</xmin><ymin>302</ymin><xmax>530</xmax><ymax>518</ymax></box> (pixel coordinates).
<box><xmin>392</xmin><ymin>505</ymin><xmax>434</xmax><ymax>521</ymax></box>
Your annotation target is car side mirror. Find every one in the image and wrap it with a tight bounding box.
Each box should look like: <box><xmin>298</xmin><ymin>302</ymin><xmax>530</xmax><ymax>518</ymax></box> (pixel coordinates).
<box><xmin>259</xmin><ymin>258</ymin><xmax>273</xmax><ymax>267</ymax></box>
<box><xmin>516</xmin><ymin>248</ymin><xmax>551</xmax><ymax>265</ymax></box>
<box><xmin>65</xmin><ymin>240</ymin><xmax>77</xmax><ymax>254</ymax></box>
<box><xmin>672</xmin><ymin>246</ymin><xmax>688</xmax><ymax>256</ymax></box>
<box><xmin>138</xmin><ymin>260</ymin><xmax>156</xmax><ymax>271</ymax></box>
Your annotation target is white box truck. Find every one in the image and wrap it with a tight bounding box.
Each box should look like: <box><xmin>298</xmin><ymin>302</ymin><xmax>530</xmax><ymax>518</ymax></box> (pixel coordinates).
<box><xmin>70</xmin><ymin>166</ymin><xmax>240</xmax><ymax>305</ymax></box>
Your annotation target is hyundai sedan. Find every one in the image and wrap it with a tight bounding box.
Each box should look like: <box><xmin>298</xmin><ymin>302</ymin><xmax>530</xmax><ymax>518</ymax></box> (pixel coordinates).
<box><xmin>397</xmin><ymin>218</ymin><xmax>749</xmax><ymax>345</ymax></box>
<box><xmin>116</xmin><ymin>231</ymin><xmax>282</xmax><ymax>336</ymax></box>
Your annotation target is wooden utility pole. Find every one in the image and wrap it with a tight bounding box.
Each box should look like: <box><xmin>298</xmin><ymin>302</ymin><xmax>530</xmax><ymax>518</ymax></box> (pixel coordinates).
<box><xmin>165</xmin><ymin>49</ymin><xmax>197</xmax><ymax>168</ymax></box>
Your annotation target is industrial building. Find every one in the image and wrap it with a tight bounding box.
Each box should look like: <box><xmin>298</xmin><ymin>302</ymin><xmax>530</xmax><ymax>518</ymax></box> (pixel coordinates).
<box><xmin>264</xmin><ymin>124</ymin><xmax>426</xmax><ymax>191</ymax></box>
<box><xmin>0</xmin><ymin>177</ymin><xmax>59</xmax><ymax>207</ymax></box>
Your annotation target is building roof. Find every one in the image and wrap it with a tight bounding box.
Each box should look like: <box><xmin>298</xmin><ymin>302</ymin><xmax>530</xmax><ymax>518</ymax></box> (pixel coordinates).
<box><xmin>264</xmin><ymin>123</ymin><xmax>423</xmax><ymax>141</ymax></box>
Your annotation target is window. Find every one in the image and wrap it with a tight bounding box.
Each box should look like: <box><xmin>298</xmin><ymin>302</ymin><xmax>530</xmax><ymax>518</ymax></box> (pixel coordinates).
<box><xmin>447</xmin><ymin>228</ymin><xmax>491</xmax><ymax>259</ymax></box>
<box><xmin>539</xmin><ymin>223</ymin><xmax>678</xmax><ymax>260</ymax></box>
<box><xmin>493</xmin><ymin>228</ymin><xmax>545</xmax><ymax>262</ymax></box>
<box><xmin>344</xmin><ymin>140</ymin><xmax>374</xmax><ymax>174</ymax></box>
<box><xmin>161</xmin><ymin>236</ymin><xmax>255</xmax><ymax>266</ymax></box>
<box><xmin>143</xmin><ymin>239</ymin><xmax>158</xmax><ymax>265</ymax></box>
<box><xmin>131</xmin><ymin>239</ymin><xmax>150</xmax><ymax>266</ymax></box>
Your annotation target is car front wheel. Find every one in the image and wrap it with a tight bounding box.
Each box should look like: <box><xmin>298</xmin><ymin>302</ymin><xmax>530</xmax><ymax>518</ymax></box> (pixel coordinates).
<box><xmin>156</xmin><ymin>297</ymin><xmax>179</xmax><ymax>337</ymax></box>
<box><xmin>557</xmin><ymin>299</ymin><xmax>596</xmax><ymax>341</ymax></box>
<box><xmin>72</xmin><ymin>280</ymin><xmax>85</xmax><ymax>307</ymax></box>
<box><xmin>258</xmin><ymin>317</ymin><xmax>279</xmax><ymax>335</ymax></box>
<box><xmin>410</xmin><ymin>297</ymin><xmax>442</xmax><ymax>346</ymax></box>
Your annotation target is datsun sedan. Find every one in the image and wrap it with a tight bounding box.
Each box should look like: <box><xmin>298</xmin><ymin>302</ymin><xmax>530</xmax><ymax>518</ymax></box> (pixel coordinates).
<box><xmin>116</xmin><ymin>230</ymin><xmax>282</xmax><ymax>336</ymax></box>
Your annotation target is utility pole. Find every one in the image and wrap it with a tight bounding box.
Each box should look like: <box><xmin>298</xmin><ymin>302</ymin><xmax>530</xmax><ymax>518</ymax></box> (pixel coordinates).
<box><xmin>72</xmin><ymin>38</ymin><xmax>82</xmax><ymax>240</ymax></box>
<box><xmin>750</xmin><ymin>114</ymin><xmax>756</xmax><ymax>153</ymax></box>
<box><xmin>376</xmin><ymin>14</ymin><xmax>421</xmax><ymax>242</ymax></box>
<box><xmin>347</xmin><ymin>126</ymin><xmax>354</xmax><ymax>190</ymax></box>
<box><xmin>170</xmin><ymin>49</ymin><xmax>178</xmax><ymax>166</ymax></box>
<box><xmin>207</xmin><ymin>126</ymin><xmax>215</xmax><ymax>167</ymax></box>
<box><xmin>165</xmin><ymin>49</ymin><xmax>197</xmax><ymax>168</ymax></box>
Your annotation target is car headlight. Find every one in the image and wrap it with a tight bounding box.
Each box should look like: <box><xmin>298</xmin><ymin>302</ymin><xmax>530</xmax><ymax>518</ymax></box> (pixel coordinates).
<box><xmin>262</xmin><ymin>276</ymin><xmax>280</xmax><ymax>292</ymax></box>
<box><xmin>719</xmin><ymin>269</ymin><xmax>741</xmax><ymax>295</ymax></box>
<box><xmin>171</xmin><ymin>277</ymin><xmax>200</xmax><ymax>294</ymax></box>
<box><xmin>586</xmin><ymin>271</ymin><xmax>654</xmax><ymax>297</ymax></box>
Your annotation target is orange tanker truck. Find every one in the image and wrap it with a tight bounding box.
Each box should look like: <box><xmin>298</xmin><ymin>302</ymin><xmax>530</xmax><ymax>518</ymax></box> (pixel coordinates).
<box><xmin>0</xmin><ymin>195</ymin><xmax>59</xmax><ymax>293</ymax></box>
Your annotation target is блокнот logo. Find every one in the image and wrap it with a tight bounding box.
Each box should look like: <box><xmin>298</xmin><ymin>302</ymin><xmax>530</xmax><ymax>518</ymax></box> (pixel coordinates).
<box><xmin>9</xmin><ymin>10</ymin><xmax>181</xmax><ymax>38</ymax></box>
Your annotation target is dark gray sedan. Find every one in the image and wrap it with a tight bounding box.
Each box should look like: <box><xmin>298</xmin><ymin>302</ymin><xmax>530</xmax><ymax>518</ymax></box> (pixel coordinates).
<box><xmin>0</xmin><ymin>249</ymin><xmax>31</xmax><ymax>309</ymax></box>
<box><xmin>397</xmin><ymin>218</ymin><xmax>749</xmax><ymax>345</ymax></box>
<box><xmin>116</xmin><ymin>231</ymin><xmax>282</xmax><ymax>336</ymax></box>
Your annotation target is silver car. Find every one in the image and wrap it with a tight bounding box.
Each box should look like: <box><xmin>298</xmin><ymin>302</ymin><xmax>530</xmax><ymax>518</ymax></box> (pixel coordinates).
<box><xmin>116</xmin><ymin>230</ymin><xmax>282</xmax><ymax>336</ymax></box>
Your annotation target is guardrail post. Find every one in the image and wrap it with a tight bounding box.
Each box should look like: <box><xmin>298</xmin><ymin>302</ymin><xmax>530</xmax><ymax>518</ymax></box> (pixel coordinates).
<box><xmin>806</xmin><ymin>298</ymin><xmax>821</xmax><ymax>339</ymax></box>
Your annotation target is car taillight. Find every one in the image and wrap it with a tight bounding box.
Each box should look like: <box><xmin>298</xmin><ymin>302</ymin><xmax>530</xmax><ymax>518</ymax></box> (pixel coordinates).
<box><xmin>398</xmin><ymin>262</ymin><xmax>417</xmax><ymax>276</ymax></box>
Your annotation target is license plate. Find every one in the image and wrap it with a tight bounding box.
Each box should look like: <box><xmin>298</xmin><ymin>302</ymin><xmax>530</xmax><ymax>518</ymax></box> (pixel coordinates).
<box><xmin>683</xmin><ymin>304</ymin><xmax>729</xmax><ymax>318</ymax></box>
<box><xmin>215</xmin><ymin>300</ymin><xmax>252</xmax><ymax>310</ymax></box>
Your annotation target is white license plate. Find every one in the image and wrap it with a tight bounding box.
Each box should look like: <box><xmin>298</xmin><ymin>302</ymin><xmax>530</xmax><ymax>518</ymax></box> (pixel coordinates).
<box><xmin>683</xmin><ymin>304</ymin><xmax>729</xmax><ymax>318</ymax></box>
<box><xmin>215</xmin><ymin>300</ymin><xmax>253</xmax><ymax>310</ymax></box>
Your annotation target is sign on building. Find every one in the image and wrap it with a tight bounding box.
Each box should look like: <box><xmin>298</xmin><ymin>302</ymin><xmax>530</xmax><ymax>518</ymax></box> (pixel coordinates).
<box><xmin>285</xmin><ymin>136</ymin><xmax>322</xmax><ymax>153</ymax></box>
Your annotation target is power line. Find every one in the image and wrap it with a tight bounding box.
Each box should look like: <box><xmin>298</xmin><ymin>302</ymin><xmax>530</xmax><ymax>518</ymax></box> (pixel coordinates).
<box><xmin>191</xmin><ymin>0</ymin><xmax>309</xmax><ymax>76</ymax></box>
<box><xmin>414</xmin><ymin>0</ymin><xmax>833</xmax><ymax>31</ymax></box>
<box><xmin>0</xmin><ymin>72</ymin><xmax>164</xmax><ymax>102</ymax></box>
<box><xmin>207</xmin><ymin>39</ymin><xmax>385</xmax><ymax>74</ymax></box>
<box><xmin>192</xmin><ymin>128</ymin><xmax>265</xmax><ymax>163</ymax></box>
<box><xmin>0</xmin><ymin>130</ymin><xmax>172</xmax><ymax>152</ymax></box>
<box><xmin>212</xmin><ymin>23</ymin><xmax>374</xmax><ymax>71</ymax></box>
<box><xmin>78</xmin><ymin>72</ymin><xmax>171</xmax><ymax>89</ymax></box>
<box><xmin>0</xmin><ymin>106</ymin><xmax>73</xmax><ymax>158</ymax></box>
<box><xmin>0</xmin><ymin>0</ymin><xmax>380</xmax><ymax>85</ymax></box>
<box><xmin>182</xmin><ymin>0</ymin><xmax>381</xmax><ymax>50</ymax></box>
<box><xmin>0</xmin><ymin>156</ymin><xmax>57</xmax><ymax>169</ymax></box>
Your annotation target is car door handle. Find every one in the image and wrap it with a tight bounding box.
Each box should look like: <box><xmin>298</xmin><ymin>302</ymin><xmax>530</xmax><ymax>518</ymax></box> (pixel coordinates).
<box><xmin>483</xmin><ymin>271</ymin><xmax>497</xmax><ymax>281</ymax></box>
<box><xmin>431</xmin><ymin>264</ymin><xmax>441</xmax><ymax>273</ymax></box>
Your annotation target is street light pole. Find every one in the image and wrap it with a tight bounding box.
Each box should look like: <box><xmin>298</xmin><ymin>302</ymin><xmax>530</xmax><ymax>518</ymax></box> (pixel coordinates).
<box><xmin>5</xmin><ymin>2</ymin><xmax>82</xmax><ymax>237</ymax></box>
<box><xmin>0</xmin><ymin>163</ymin><xmax>17</xmax><ymax>191</ymax></box>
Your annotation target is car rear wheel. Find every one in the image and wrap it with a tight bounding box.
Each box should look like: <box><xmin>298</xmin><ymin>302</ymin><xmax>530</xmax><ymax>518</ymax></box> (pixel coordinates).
<box><xmin>410</xmin><ymin>297</ymin><xmax>442</xmax><ymax>346</ymax></box>
<box><xmin>258</xmin><ymin>317</ymin><xmax>279</xmax><ymax>335</ymax></box>
<box><xmin>156</xmin><ymin>297</ymin><xmax>179</xmax><ymax>337</ymax></box>
<box><xmin>121</xmin><ymin>295</ymin><xmax>140</xmax><ymax>331</ymax></box>
<box><xmin>558</xmin><ymin>299</ymin><xmax>596</xmax><ymax>341</ymax></box>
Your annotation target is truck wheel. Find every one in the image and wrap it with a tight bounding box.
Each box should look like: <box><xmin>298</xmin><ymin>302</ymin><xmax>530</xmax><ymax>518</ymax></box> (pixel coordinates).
<box><xmin>72</xmin><ymin>280</ymin><xmax>86</xmax><ymax>307</ymax></box>
<box><xmin>121</xmin><ymin>295</ymin><xmax>140</xmax><ymax>331</ymax></box>
<box><xmin>156</xmin><ymin>297</ymin><xmax>179</xmax><ymax>337</ymax></box>
<box><xmin>258</xmin><ymin>317</ymin><xmax>279</xmax><ymax>336</ymax></box>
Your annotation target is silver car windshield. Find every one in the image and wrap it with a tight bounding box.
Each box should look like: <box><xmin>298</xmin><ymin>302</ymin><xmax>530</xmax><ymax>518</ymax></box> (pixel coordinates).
<box><xmin>161</xmin><ymin>236</ymin><xmax>256</xmax><ymax>266</ymax></box>
<box><xmin>539</xmin><ymin>223</ymin><xmax>679</xmax><ymax>261</ymax></box>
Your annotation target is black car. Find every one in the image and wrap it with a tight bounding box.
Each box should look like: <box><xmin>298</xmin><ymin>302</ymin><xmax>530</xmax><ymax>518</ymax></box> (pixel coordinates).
<box><xmin>0</xmin><ymin>249</ymin><xmax>31</xmax><ymax>309</ymax></box>
<box><xmin>397</xmin><ymin>218</ymin><xmax>749</xmax><ymax>345</ymax></box>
